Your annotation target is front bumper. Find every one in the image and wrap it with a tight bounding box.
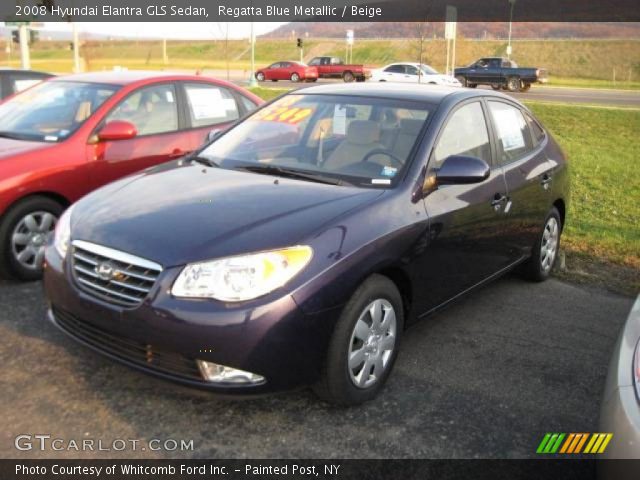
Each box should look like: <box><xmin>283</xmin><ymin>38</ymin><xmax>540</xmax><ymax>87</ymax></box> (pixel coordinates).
<box><xmin>43</xmin><ymin>247</ymin><xmax>341</xmax><ymax>395</ymax></box>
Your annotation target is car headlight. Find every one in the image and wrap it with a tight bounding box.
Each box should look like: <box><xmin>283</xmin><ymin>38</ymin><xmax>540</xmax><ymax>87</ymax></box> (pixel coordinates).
<box><xmin>53</xmin><ymin>206</ymin><xmax>73</xmax><ymax>258</ymax></box>
<box><xmin>634</xmin><ymin>338</ymin><xmax>640</xmax><ymax>401</ymax></box>
<box><xmin>171</xmin><ymin>246</ymin><xmax>313</xmax><ymax>302</ymax></box>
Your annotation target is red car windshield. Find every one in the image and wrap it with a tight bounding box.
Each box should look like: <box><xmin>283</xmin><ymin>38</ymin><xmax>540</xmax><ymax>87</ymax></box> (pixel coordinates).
<box><xmin>0</xmin><ymin>81</ymin><xmax>118</xmax><ymax>143</ymax></box>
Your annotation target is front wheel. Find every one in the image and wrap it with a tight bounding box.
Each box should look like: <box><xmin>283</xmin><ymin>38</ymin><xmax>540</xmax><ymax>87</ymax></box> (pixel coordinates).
<box><xmin>255</xmin><ymin>72</ymin><xmax>265</xmax><ymax>82</ymax></box>
<box><xmin>290</xmin><ymin>72</ymin><xmax>300</xmax><ymax>82</ymax></box>
<box><xmin>343</xmin><ymin>71</ymin><xmax>355</xmax><ymax>83</ymax></box>
<box><xmin>520</xmin><ymin>207</ymin><xmax>562</xmax><ymax>282</ymax></box>
<box><xmin>506</xmin><ymin>76</ymin><xmax>521</xmax><ymax>92</ymax></box>
<box><xmin>0</xmin><ymin>195</ymin><xmax>64</xmax><ymax>281</ymax></box>
<box><xmin>313</xmin><ymin>274</ymin><xmax>403</xmax><ymax>406</ymax></box>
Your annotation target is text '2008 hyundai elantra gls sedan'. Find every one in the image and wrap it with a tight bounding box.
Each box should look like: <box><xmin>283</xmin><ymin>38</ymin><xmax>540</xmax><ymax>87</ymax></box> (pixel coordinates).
<box><xmin>44</xmin><ymin>83</ymin><xmax>569</xmax><ymax>405</ymax></box>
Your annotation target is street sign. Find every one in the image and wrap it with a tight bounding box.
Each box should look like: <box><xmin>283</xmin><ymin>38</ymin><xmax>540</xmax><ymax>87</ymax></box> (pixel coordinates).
<box><xmin>444</xmin><ymin>6</ymin><xmax>457</xmax><ymax>40</ymax></box>
<box><xmin>346</xmin><ymin>29</ymin><xmax>354</xmax><ymax>46</ymax></box>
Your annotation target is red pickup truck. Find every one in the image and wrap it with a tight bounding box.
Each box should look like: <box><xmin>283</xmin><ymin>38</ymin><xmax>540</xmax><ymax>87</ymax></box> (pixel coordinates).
<box><xmin>308</xmin><ymin>57</ymin><xmax>371</xmax><ymax>82</ymax></box>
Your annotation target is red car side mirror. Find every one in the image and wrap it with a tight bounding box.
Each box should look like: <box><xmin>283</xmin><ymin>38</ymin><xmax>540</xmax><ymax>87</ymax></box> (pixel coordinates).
<box><xmin>97</xmin><ymin>120</ymin><xmax>137</xmax><ymax>141</ymax></box>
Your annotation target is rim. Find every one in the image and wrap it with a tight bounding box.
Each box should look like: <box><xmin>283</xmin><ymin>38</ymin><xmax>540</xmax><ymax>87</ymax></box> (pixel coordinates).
<box><xmin>291</xmin><ymin>74</ymin><xmax>299</xmax><ymax>81</ymax></box>
<box><xmin>509</xmin><ymin>78</ymin><xmax>519</xmax><ymax>90</ymax></box>
<box><xmin>348</xmin><ymin>298</ymin><xmax>397</xmax><ymax>389</ymax></box>
<box><xmin>540</xmin><ymin>217</ymin><xmax>559</xmax><ymax>273</ymax></box>
<box><xmin>11</xmin><ymin>210</ymin><xmax>57</xmax><ymax>271</ymax></box>
<box><xmin>257</xmin><ymin>73</ymin><xmax>264</xmax><ymax>81</ymax></box>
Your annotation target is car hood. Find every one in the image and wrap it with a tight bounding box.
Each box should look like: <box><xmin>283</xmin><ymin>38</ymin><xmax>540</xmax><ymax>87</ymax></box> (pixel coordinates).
<box><xmin>0</xmin><ymin>137</ymin><xmax>52</xmax><ymax>159</ymax></box>
<box><xmin>72</xmin><ymin>161</ymin><xmax>384</xmax><ymax>267</ymax></box>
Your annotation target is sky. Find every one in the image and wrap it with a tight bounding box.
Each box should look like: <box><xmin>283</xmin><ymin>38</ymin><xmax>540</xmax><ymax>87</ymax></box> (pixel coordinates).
<box><xmin>40</xmin><ymin>22</ymin><xmax>286</xmax><ymax>39</ymax></box>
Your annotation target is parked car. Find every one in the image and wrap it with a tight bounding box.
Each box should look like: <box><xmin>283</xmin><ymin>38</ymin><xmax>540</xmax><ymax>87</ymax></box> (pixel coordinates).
<box><xmin>454</xmin><ymin>57</ymin><xmax>548</xmax><ymax>92</ymax></box>
<box><xmin>370</xmin><ymin>63</ymin><xmax>461</xmax><ymax>86</ymax></box>
<box><xmin>599</xmin><ymin>295</ymin><xmax>640</xmax><ymax>460</ymax></box>
<box><xmin>44</xmin><ymin>83</ymin><xmax>569</xmax><ymax>405</ymax></box>
<box><xmin>255</xmin><ymin>61</ymin><xmax>318</xmax><ymax>83</ymax></box>
<box><xmin>308</xmin><ymin>56</ymin><xmax>371</xmax><ymax>82</ymax></box>
<box><xmin>0</xmin><ymin>71</ymin><xmax>262</xmax><ymax>280</ymax></box>
<box><xmin>0</xmin><ymin>68</ymin><xmax>53</xmax><ymax>100</ymax></box>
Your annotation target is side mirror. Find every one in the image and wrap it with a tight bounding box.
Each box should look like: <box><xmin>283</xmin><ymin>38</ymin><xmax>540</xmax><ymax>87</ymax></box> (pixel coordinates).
<box><xmin>207</xmin><ymin>129</ymin><xmax>223</xmax><ymax>143</ymax></box>
<box><xmin>436</xmin><ymin>155</ymin><xmax>490</xmax><ymax>185</ymax></box>
<box><xmin>97</xmin><ymin>120</ymin><xmax>137</xmax><ymax>141</ymax></box>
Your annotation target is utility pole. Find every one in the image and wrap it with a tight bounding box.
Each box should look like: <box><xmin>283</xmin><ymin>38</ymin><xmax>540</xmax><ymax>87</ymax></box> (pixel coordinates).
<box><xmin>18</xmin><ymin>24</ymin><xmax>30</xmax><ymax>70</ymax></box>
<box><xmin>162</xmin><ymin>38</ymin><xmax>168</xmax><ymax>65</ymax></box>
<box><xmin>248</xmin><ymin>21</ymin><xmax>257</xmax><ymax>87</ymax></box>
<box><xmin>72</xmin><ymin>22</ymin><xmax>81</xmax><ymax>72</ymax></box>
<box><xmin>507</xmin><ymin>0</ymin><xmax>516</xmax><ymax>59</ymax></box>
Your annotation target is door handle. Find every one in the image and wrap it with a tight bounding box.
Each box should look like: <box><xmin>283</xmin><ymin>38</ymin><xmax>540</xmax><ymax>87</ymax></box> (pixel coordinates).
<box><xmin>491</xmin><ymin>194</ymin><xmax>507</xmax><ymax>210</ymax></box>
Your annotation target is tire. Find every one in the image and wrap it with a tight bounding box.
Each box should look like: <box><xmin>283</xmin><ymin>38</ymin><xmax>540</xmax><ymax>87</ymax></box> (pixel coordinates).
<box><xmin>468</xmin><ymin>83</ymin><xmax>477</xmax><ymax>88</ymax></box>
<box><xmin>491</xmin><ymin>84</ymin><xmax>502</xmax><ymax>90</ymax></box>
<box><xmin>313</xmin><ymin>274</ymin><xmax>404</xmax><ymax>406</ymax></box>
<box><xmin>506</xmin><ymin>76</ymin><xmax>521</xmax><ymax>92</ymax></box>
<box><xmin>0</xmin><ymin>195</ymin><xmax>64</xmax><ymax>281</ymax></box>
<box><xmin>255</xmin><ymin>72</ymin><xmax>265</xmax><ymax>82</ymax></box>
<box><xmin>310</xmin><ymin>78</ymin><xmax>318</xmax><ymax>82</ymax></box>
<box><xmin>520</xmin><ymin>207</ymin><xmax>562</xmax><ymax>282</ymax></box>
<box><xmin>271</xmin><ymin>79</ymin><xmax>278</xmax><ymax>82</ymax></box>
<box><xmin>290</xmin><ymin>72</ymin><xmax>300</xmax><ymax>83</ymax></box>
<box><xmin>455</xmin><ymin>75</ymin><xmax>467</xmax><ymax>87</ymax></box>
<box><xmin>343</xmin><ymin>71</ymin><xmax>355</xmax><ymax>83</ymax></box>
<box><xmin>520</xmin><ymin>82</ymin><xmax>531</xmax><ymax>92</ymax></box>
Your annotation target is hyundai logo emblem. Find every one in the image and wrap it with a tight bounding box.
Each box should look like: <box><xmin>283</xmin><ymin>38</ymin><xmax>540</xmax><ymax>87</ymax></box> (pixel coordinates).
<box><xmin>95</xmin><ymin>261</ymin><xmax>117</xmax><ymax>281</ymax></box>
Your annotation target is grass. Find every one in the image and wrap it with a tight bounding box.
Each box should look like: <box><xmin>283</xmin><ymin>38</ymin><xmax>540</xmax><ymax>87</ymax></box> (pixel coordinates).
<box><xmin>527</xmin><ymin>103</ymin><xmax>640</xmax><ymax>272</ymax></box>
<box><xmin>2</xmin><ymin>38</ymin><xmax>639</xmax><ymax>89</ymax></box>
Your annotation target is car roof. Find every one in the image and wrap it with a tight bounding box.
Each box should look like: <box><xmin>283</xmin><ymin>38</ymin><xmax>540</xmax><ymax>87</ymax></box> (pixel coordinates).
<box><xmin>50</xmin><ymin>70</ymin><xmax>220</xmax><ymax>86</ymax></box>
<box><xmin>292</xmin><ymin>82</ymin><xmax>519</xmax><ymax>105</ymax></box>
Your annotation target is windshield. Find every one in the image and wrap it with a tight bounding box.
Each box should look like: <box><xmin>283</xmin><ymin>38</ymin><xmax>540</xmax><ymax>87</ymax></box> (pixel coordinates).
<box><xmin>198</xmin><ymin>94</ymin><xmax>432</xmax><ymax>188</ymax></box>
<box><xmin>419</xmin><ymin>65</ymin><xmax>438</xmax><ymax>75</ymax></box>
<box><xmin>0</xmin><ymin>81</ymin><xmax>118</xmax><ymax>142</ymax></box>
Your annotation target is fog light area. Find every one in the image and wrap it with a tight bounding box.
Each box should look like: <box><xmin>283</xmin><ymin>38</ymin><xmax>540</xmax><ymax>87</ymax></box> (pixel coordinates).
<box><xmin>197</xmin><ymin>360</ymin><xmax>265</xmax><ymax>385</ymax></box>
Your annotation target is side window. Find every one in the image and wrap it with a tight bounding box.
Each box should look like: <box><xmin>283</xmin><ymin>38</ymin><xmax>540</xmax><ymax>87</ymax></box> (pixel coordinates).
<box><xmin>385</xmin><ymin>65</ymin><xmax>404</xmax><ymax>74</ymax></box>
<box><xmin>488</xmin><ymin>101</ymin><xmax>533</xmax><ymax>164</ymax></box>
<box><xmin>238</xmin><ymin>95</ymin><xmax>259</xmax><ymax>114</ymax></box>
<box><xmin>269</xmin><ymin>63</ymin><xmax>280</xmax><ymax>69</ymax></box>
<box><xmin>433</xmin><ymin>102</ymin><xmax>491</xmax><ymax>168</ymax></box>
<box><xmin>184</xmin><ymin>83</ymin><xmax>240</xmax><ymax>128</ymax></box>
<box><xmin>10</xmin><ymin>74</ymin><xmax>46</xmax><ymax>94</ymax></box>
<box><xmin>280</xmin><ymin>62</ymin><xmax>291</xmax><ymax>68</ymax></box>
<box><xmin>105</xmin><ymin>83</ymin><xmax>178</xmax><ymax>136</ymax></box>
<box><xmin>489</xmin><ymin>59</ymin><xmax>501</xmax><ymax>68</ymax></box>
<box><xmin>524</xmin><ymin>112</ymin><xmax>546</xmax><ymax>147</ymax></box>
<box><xmin>405</xmin><ymin>65</ymin><xmax>419</xmax><ymax>75</ymax></box>
<box><xmin>308</xmin><ymin>58</ymin><xmax>320</xmax><ymax>66</ymax></box>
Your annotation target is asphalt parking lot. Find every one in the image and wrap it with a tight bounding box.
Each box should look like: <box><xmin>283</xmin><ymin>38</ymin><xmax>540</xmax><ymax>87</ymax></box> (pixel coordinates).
<box><xmin>0</xmin><ymin>275</ymin><xmax>633</xmax><ymax>459</ymax></box>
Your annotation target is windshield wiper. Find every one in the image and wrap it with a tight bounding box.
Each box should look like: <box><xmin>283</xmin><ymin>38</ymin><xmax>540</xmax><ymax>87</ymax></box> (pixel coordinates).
<box><xmin>236</xmin><ymin>164</ymin><xmax>349</xmax><ymax>186</ymax></box>
<box><xmin>0</xmin><ymin>131</ymin><xmax>26</xmax><ymax>140</ymax></box>
<box><xmin>189</xmin><ymin>155</ymin><xmax>220</xmax><ymax>168</ymax></box>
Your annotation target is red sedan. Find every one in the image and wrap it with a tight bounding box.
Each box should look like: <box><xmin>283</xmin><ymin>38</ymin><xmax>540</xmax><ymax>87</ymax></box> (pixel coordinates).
<box><xmin>0</xmin><ymin>71</ymin><xmax>262</xmax><ymax>280</ymax></box>
<box><xmin>255</xmin><ymin>61</ymin><xmax>318</xmax><ymax>83</ymax></box>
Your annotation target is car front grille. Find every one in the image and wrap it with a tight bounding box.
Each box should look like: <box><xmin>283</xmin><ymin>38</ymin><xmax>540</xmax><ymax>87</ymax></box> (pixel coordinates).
<box><xmin>71</xmin><ymin>240</ymin><xmax>162</xmax><ymax>308</ymax></box>
<box><xmin>52</xmin><ymin>306</ymin><xmax>204</xmax><ymax>382</ymax></box>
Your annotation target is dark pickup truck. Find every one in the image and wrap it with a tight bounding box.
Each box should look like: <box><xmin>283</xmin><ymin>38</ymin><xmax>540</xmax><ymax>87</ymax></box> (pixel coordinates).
<box><xmin>308</xmin><ymin>56</ymin><xmax>371</xmax><ymax>82</ymax></box>
<box><xmin>454</xmin><ymin>57</ymin><xmax>548</xmax><ymax>92</ymax></box>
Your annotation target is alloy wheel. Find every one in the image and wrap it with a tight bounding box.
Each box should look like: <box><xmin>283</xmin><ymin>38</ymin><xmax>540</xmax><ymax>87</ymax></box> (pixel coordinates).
<box><xmin>348</xmin><ymin>299</ymin><xmax>397</xmax><ymax>389</ymax></box>
<box><xmin>540</xmin><ymin>217</ymin><xmax>559</xmax><ymax>273</ymax></box>
<box><xmin>10</xmin><ymin>211</ymin><xmax>57</xmax><ymax>271</ymax></box>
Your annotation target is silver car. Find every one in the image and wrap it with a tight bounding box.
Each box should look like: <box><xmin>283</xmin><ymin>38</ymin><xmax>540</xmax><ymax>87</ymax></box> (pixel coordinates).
<box><xmin>600</xmin><ymin>295</ymin><xmax>640</xmax><ymax>458</ymax></box>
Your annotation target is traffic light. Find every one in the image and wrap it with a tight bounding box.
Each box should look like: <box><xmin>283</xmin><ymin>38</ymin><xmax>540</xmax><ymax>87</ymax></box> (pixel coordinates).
<box><xmin>29</xmin><ymin>30</ymin><xmax>39</xmax><ymax>45</ymax></box>
<box><xmin>11</xmin><ymin>30</ymin><xmax>19</xmax><ymax>44</ymax></box>
<box><xmin>297</xmin><ymin>38</ymin><xmax>303</xmax><ymax>48</ymax></box>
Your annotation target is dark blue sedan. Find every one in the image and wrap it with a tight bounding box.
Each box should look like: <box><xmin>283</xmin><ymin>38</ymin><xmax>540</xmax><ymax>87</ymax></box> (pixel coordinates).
<box><xmin>44</xmin><ymin>84</ymin><xmax>569</xmax><ymax>405</ymax></box>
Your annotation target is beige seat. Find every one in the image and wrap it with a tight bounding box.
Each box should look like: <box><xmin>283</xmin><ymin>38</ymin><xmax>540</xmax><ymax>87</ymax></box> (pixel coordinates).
<box><xmin>323</xmin><ymin>120</ymin><xmax>386</xmax><ymax>170</ymax></box>
<box><xmin>391</xmin><ymin>119</ymin><xmax>424</xmax><ymax>161</ymax></box>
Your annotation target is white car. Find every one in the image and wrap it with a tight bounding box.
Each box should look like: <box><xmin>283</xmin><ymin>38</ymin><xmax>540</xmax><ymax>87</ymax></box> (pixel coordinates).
<box><xmin>370</xmin><ymin>63</ymin><xmax>461</xmax><ymax>86</ymax></box>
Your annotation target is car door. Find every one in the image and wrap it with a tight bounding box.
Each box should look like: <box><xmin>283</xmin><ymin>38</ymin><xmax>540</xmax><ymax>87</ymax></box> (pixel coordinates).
<box><xmin>179</xmin><ymin>81</ymin><xmax>245</xmax><ymax>147</ymax></box>
<box><xmin>414</xmin><ymin>100</ymin><xmax>512</xmax><ymax>314</ymax></box>
<box><xmin>466</xmin><ymin>60</ymin><xmax>486</xmax><ymax>83</ymax></box>
<box><xmin>404</xmin><ymin>65</ymin><xmax>421</xmax><ymax>83</ymax></box>
<box><xmin>486</xmin><ymin>100</ymin><xmax>554</xmax><ymax>259</ymax></box>
<box><xmin>88</xmin><ymin>82</ymin><xmax>187</xmax><ymax>187</ymax></box>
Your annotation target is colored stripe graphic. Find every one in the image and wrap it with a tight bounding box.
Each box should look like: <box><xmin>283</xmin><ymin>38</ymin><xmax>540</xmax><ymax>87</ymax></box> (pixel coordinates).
<box><xmin>538</xmin><ymin>433</ymin><xmax>612</xmax><ymax>454</ymax></box>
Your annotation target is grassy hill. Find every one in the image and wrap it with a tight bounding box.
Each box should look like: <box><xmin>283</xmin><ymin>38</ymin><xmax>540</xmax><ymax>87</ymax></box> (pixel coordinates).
<box><xmin>1</xmin><ymin>38</ymin><xmax>638</xmax><ymax>87</ymax></box>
